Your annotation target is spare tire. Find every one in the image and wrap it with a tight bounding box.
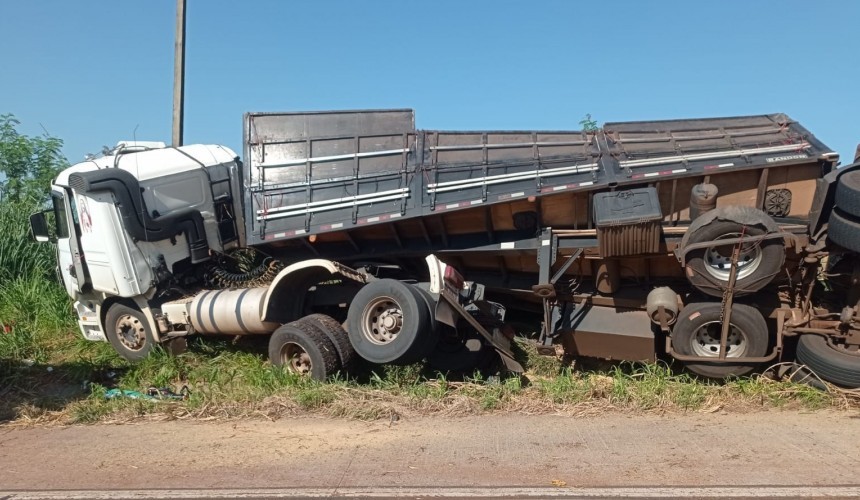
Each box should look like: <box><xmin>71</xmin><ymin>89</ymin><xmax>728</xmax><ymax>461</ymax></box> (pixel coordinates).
<box><xmin>684</xmin><ymin>214</ymin><xmax>784</xmax><ymax>298</ymax></box>
<box><xmin>835</xmin><ymin>169</ymin><xmax>860</xmax><ymax>219</ymax></box>
<box><xmin>796</xmin><ymin>334</ymin><xmax>860</xmax><ymax>388</ymax></box>
<box><xmin>347</xmin><ymin>279</ymin><xmax>433</xmax><ymax>365</ymax></box>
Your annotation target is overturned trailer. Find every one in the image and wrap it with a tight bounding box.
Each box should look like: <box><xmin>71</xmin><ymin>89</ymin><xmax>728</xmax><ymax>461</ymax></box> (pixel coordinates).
<box><xmin>31</xmin><ymin>109</ymin><xmax>860</xmax><ymax>386</ymax></box>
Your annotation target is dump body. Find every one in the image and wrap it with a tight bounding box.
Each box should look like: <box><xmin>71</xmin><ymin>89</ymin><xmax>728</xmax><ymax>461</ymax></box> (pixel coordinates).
<box><xmin>243</xmin><ymin>110</ymin><xmax>836</xmax><ymax>291</ymax></box>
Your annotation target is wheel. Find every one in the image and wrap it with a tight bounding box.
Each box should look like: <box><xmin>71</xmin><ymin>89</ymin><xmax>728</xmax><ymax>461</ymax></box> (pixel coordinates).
<box><xmin>428</xmin><ymin>329</ymin><xmax>495</xmax><ymax>374</ymax></box>
<box><xmin>835</xmin><ymin>169</ymin><xmax>860</xmax><ymax>218</ymax></box>
<box><xmin>796</xmin><ymin>334</ymin><xmax>860</xmax><ymax>388</ymax></box>
<box><xmin>346</xmin><ymin>279</ymin><xmax>432</xmax><ymax>365</ymax></box>
<box><xmin>269</xmin><ymin>322</ymin><xmax>338</xmax><ymax>381</ymax></box>
<box><xmin>406</xmin><ymin>286</ymin><xmax>440</xmax><ymax>363</ymax></box>
<box><xmin>105</xmin><ymin>303</ymin><xmax>156</xmax><ymax>362</ymax></box>
<box><xmin>827</xmin><ymin>209</ymin><xmax>860</xmax><ymax>253</ymax></box>
<box><xmin>684</xmin><ymin>215</ymin><xmax>784</xmax><ymax>298</ymax></box>
<box><xmin>300</xmin><ymin>314</ymin><xmax>357</xmax><ymax>371</ymax></box>
<box><xmin>671</xmin><ymin>302</ymin><xmax>769</xmax><ymax>378</ymax></box>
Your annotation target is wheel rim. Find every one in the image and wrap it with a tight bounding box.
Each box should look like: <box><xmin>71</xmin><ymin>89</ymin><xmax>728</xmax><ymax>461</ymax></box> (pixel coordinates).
<box><xmin>115</xmin><ymin>314</ymin><xmax>147</xmax><ymax>351</ymax></box>
<box><xmin>361</xmin><ymin>295</ymin><xmax>403</xmax><ymax>345</ymax></box>
<box><xmin>703</xmin><ymin>232</ymin><xmax>763</xmax><ymax>281</ymax></box>
<box><xmin>280</xmin><ymin>342</ymin><xmax>312</xmax><ymax>375</ymax></box>
<box><xmin>690</xmin><ymin>320</ymin><xmax>749</xmax><ymax>358</ymax></box>
<box><xmin>826</xmin><ymin>337</ymin><xmax>860</xmax><ymax>357</ymax></box>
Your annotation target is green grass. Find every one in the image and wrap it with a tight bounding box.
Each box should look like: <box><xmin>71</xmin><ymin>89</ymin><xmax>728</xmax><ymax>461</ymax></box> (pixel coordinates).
<box><xmin>3</xmin><ymin>330</ymin><xmax>855</xmax><ymax>425</ymax></box>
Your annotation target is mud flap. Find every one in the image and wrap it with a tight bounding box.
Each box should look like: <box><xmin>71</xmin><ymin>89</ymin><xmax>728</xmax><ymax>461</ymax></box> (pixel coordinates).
<box><xmin>435</xmin><ymin>290</ymin><xmax>524</xmax><ymax>374</ymax></box>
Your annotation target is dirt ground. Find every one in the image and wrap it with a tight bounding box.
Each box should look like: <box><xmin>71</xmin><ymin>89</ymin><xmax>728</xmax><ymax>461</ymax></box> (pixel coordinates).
<box><xmin>1</xmin><ymin>411</ymin><xmax>859</xmax><ymax>491</ymax></box>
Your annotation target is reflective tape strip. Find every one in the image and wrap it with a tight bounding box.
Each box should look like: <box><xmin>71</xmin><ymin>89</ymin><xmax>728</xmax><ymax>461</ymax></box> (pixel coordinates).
<box><xmin>620</xmin><ymin>143</ymin><xmax>810</xmax><ymax>168</ymax></box>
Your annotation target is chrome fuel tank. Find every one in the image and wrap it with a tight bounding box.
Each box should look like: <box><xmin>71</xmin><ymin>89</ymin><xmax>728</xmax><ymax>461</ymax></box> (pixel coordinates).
<box><xmin>189</xmin><ymin>287</ymin><xmax>278</xmax><ymax>335</ymax></box>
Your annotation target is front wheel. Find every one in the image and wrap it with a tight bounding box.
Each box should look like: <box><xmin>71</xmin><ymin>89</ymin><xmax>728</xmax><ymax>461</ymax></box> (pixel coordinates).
<box><xmin>104</xmin><ymin>303</ymin><xmax>156</xmax><ymax>362</ymax></box>
<box><xmin>671</xmin><ymin>302</ymin><xmax>769</xmax><ymax>379</ymax></box>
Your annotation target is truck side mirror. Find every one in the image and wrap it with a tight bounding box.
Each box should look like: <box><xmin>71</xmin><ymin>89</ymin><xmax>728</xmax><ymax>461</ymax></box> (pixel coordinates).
<box><xmin>29</xmin><ymin>211</ymin><xmax>55</xmax><ymax>243</ymax></box>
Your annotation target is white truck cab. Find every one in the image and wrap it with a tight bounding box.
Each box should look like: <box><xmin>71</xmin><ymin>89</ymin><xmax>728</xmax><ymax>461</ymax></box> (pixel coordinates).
<box><xmin>31</xmin><ymin>142</ymin><xmax>244</xmax><ymax>344</ymax></box>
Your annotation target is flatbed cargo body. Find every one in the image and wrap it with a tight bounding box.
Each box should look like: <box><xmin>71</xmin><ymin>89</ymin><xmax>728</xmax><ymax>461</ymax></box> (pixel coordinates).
<box><xmin>243</xmin><ymin>110</ymin><xmax>835</xmax><ymax>288</ymax></box>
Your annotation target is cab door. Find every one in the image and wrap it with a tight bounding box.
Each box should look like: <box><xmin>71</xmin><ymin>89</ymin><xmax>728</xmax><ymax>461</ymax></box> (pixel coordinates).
<box><xmin>50</xmin><ymin>189</ymin><xmax>83</xmax><ymax>296</ymax></box>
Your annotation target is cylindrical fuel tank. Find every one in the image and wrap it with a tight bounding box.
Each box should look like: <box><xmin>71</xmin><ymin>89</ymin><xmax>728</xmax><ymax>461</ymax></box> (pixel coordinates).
<box><xmin>189</xmin><ymin>287</ymin><xmax>279</xmax><ymax>335</ymax></box>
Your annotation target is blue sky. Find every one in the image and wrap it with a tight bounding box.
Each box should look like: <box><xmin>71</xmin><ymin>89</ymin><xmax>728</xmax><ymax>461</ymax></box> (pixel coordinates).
<box><xmin>2</xmin><ymin>1</ymin><xmax>859</xmax><ymax>164</ymax></box>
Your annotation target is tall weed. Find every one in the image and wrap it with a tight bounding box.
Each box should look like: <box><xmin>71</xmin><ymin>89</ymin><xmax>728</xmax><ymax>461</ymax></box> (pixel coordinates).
<box><xmin>0</xmin><ymin>198</ymin><xmax>73</xmax><ymax>363</ymax></box>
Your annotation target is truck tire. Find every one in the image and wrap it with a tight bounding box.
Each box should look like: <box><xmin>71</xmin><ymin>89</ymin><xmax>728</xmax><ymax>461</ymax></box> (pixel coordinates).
<box><xmin>347</xmin><ymin>279</ymin><xmax>432</xmax><ymax>365</ymax></box>
<box><xmin>796</xmin><ymin>334</ymin><xmax>860</xmax><ymax>388</ymax></box>
<box><xmin>827</xmin><ymin>210</ymin><xmax>860</xmax><ymax>253</ymax></box>
<box><xmin>835</xmin><ymin>170</ymin><xmax>860</xmax><ymax>218</ymax></box>
<box><xmin>406</xmin><ymin>286</ymin><xmax>440</xmax><ymax>363</ymax></box>
<box><xmin>269</xmin><ymin>322</ymin><xmax>338</xmax><ymax>381</ymax></box>
<box><xmin>683</xmin><ymin>216</ymin><xmax>784</xmax><ymax>297</ymax></box>
<box><xmin>300</xmin><ymin>314</ymin><xmax>357</xmax><ymax>372</ymax></box>
<box><xmin>105</xmin><ymin>303</ymin><xmax>156</xmax><ymax>362</ymax></box>
<box><xmin>671</xmin><ymin>302</ymin><xmax>769</xmax><ymax>379</ymax></box>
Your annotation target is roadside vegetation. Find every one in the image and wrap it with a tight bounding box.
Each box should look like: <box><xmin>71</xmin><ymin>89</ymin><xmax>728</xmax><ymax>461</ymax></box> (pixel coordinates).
<box><xmin>1</xmin><ymin>114</ymin><xmax>857</xmax><ymax>426</ymax></box>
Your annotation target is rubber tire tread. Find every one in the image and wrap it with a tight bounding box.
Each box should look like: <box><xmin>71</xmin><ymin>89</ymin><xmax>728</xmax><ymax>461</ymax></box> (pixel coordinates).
<box><xmin>105</xmin><ymin>303</ymin><xmax>156</xmax><ymax>362</ymax></box>
<box><xmin>269</xmin><ymin>322</ymin><xmax>339</xmax><ymax>381</ymax></box>
<box><xmin>834</xmin><ymin>169</ymin><xmax>860</xmax><ymax>218</ymax></box>
<box><xmin>301</xmin><ymin>314</ymin><xmax>357</xmax><ymax>371</ymax></box>
<box><xmin>796</xmin><ymin>334</ymin><xmax>860</xmax><ymax>388</ymax></box>
<box><xmin>684</xmin><ymin>218</ymin><xmax>784</xmax><ymax>298</ymax></box>
<box><xmin>403</xmin><ymin>286</ymin><xmax>440</xmax><ymax>364</ymax></box>
<box><xmin>672</xmin><ymin>302</ymin><xmax>769</xmax><ymax>379</ymax></box>
<box><xmin>347</xmin><ymin>279</ymin><xmax>431</xmax><ymax>365</ymax></box>
<box><xmin>827</xmin><ymin>209</ymin><xmax>860</xmax><ymax>253</ymax></box>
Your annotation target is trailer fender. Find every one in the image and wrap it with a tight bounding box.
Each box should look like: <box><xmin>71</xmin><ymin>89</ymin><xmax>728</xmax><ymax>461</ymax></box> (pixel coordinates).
<box><xmin>262</xmin><ymin>259</ymin><xmax>365</xmax><ymax>323</ymax></box>
<box><xmin>676</xmin><ymin>205</ymin><xmax>781</xmax><ymax>265</ymax></box>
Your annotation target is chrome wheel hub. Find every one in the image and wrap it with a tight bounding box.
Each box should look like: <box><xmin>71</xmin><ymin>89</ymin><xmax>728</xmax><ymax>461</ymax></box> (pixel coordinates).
<box><xmin>703</xmin><ymin>232</ymin><xmax>763</xmax><ymax>281</ymax></box>
<box><xmin>691</xmin><ymin>320</ymin><xmax>749</xmax><ymax>358</ymax></box>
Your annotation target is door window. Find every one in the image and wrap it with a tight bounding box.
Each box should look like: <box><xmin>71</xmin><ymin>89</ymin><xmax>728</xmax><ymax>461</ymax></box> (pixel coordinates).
<box><xmin>51</xmin><ymin>192</ymin><xmax>70</xmax><ymax>239</ymax></box>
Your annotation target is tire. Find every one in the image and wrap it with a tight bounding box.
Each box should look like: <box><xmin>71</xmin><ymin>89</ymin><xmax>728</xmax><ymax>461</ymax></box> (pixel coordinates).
<box><xmin>269</xmin><ymin>322</ymin><xmax>339</xmax><ymax>381</ymax></box>
<box><xmin>346</xmin><ymin>279</ymin><xmax>432</xmax><ymax>365</ymax></box>
<box><xmin>835</xmin><ymin>169</ymin><xmax>860</xmax><ymax>218</ymax></box>
<box><xmin>796</xmin><ymin>334</ymin><xmax>860</xmax><ymax>388</ymax></box>
<box><xmin>787</xmin><ymin>364</ymin><xmax>829</xmax><ymax>391</ymax></box>
<box><xmin>301</xmin><ymin>314</ymin><xmax>357</xmax><ymax>371</ymax></box>
<box><xmin>684</xmin><ymin>216</ymin><xmax>784</xmax><ymax>298</ymax></box>
<box><xmin>672</xmin><ymin>302</ymin><xmax>769</xmax><ymax>379</ymax></box>
<box><xmin>105</xmin><ymin>303</ymin><xmax>156</xmax><ymax>362</ymax></box>
<box><xmin>827</xmin><ymin>209</ymin><xmax>860</xmax><ymax>253</ymax></box>
<box><xmin>406</xmin><ymin>286</ymin><xmax>440</xmax><ymax>363</ymax></box>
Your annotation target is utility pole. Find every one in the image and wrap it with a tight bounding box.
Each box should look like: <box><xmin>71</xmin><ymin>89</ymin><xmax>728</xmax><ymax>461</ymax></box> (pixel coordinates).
<box><xmin>172</xmin><ymin>0</ymin><xmax>187</xmax><ymax>147</ymax></box>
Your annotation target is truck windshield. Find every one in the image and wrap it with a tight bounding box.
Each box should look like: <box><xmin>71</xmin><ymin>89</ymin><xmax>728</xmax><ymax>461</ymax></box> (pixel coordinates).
<box><xmin>51</xmin><ymin>192</ymin><xmax>70</xmax><ymax>239</ymax></box>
